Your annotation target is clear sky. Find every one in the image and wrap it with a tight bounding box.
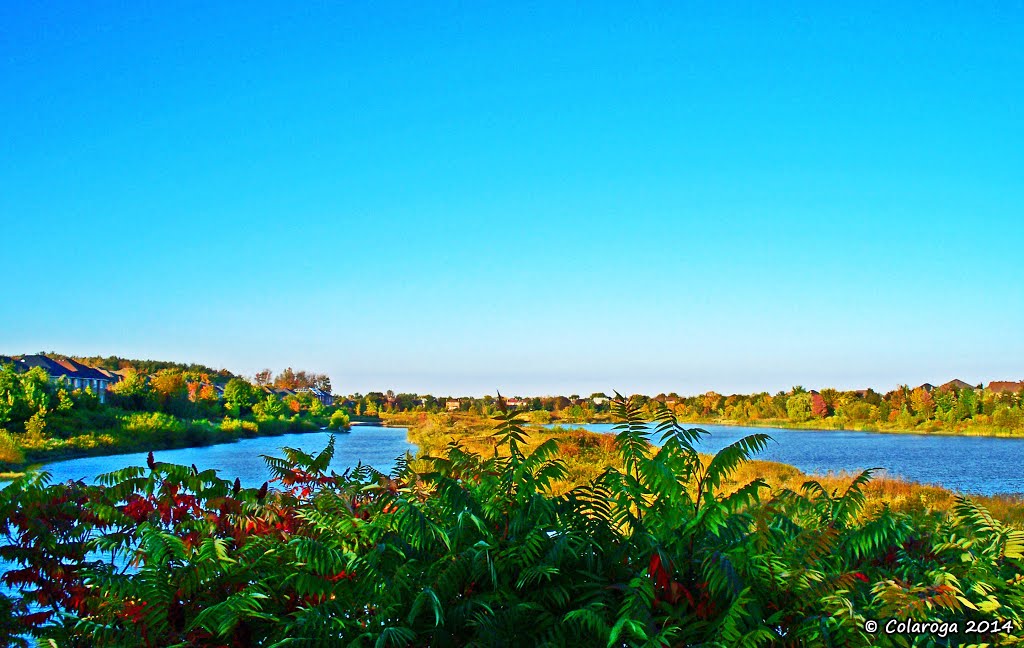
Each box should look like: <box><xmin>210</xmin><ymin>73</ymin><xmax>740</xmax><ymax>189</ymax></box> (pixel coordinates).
<box><xmin>2</xmin><ymin>2</ymin><xmax>1022</xmax><ymax>396</ymax></box>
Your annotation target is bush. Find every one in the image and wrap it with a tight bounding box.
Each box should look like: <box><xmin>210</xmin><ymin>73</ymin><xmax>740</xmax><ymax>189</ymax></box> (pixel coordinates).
<box><xmin>329</xmin><ymin>410</ymin><xmax>350</xmax><ymax>430</ymax></box>
<box><xmin>220</xmin><ymin>417</ymin><xmax>259</xmax><ymax>438</ymax></box>
<box><xmin>254</xmin><ymin>415</ymin><xmax>291</xmax><ymax>436</ymax></box>
<box><xmin>525</xmin><ymin>409</ymin><xmax>552</xmax><ymax>424</ymax></box>
<box><xmin>0</xmin><ymin>431</ymin><xmax>23</xmax><ymax>465</ymax></box>
<box><xmin>121</xmin><ymin>411</ymin><xmax>186</xmax><ymax>448</ymax></box>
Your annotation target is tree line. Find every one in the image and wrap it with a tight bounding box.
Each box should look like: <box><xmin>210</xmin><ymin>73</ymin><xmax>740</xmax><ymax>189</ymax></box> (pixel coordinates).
<box><xmin>0</xmin><ymin>361</ymin><xmax>348</xmax><ymax>467</ymax></box>
<box><xmin>355</xmin><ymin>383</ymin><xmax>1024</xmax><ymax>434</ymax></box>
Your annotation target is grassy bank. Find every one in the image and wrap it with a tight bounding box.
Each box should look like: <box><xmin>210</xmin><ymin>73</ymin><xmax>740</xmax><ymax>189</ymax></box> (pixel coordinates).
<box><xmin>384</xmin><ymin>409</ymin><xmax>1024</xmax><ymax>438</ymax></box>
<box><xmin>399</xmin><ymin>412</ymin><xmax>1024</xmax><ymax>525</ymax></box>
<box><xmin>0</xmin><ymin>413</ymin><xmax>335</xmax><ymax>474</ymax></box>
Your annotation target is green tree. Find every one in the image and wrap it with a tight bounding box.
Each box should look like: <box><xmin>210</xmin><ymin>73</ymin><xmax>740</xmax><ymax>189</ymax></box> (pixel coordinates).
<box><xmin>956</xmin><ymin>389</ymin><xmax>978</xmax><ymax>421</ymax></box>
<box><xmin>309</xmin><ymin>398</ymin><xmax>325</xmax><ymax>416</ymax></box>
<box><xmin>253</xmin><ymin>395</ymin><xmax>285</xmax><ymax>418</ymax></box>
<box><xmin>223</xmin><ymin>378</ymin><xmax>257</xmax><ymax>413</ymax></box>
<box><xmin>787</xmin><ymin>392</ymin><xmax>813</xmax><ymax>422</ymax></box>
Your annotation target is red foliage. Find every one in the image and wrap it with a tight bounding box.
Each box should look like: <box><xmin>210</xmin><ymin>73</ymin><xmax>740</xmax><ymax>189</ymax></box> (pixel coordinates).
<box><xmin>123</xmin><ymin>494</ymin><xmax>155</xmax><ymax>522</ymax></box>
<box><xmin>811</xmin><ymin>393</ymin><xmax>829</xmax><ymax>418</ymax></box>
<box><xmin>648</xmin><ymin>553</ymin><xmax>670</xmax><ymax>593</ymax></box>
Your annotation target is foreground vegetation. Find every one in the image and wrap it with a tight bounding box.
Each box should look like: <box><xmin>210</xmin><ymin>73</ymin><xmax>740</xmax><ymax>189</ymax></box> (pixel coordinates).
<box><xmin>0</xmin><ymin>362</ymin><xmax>349</xmax><ymax>470</ymax></box>
<box><xmin>2</xmin><ymin>398</ymin><xmax>1023</xmax><ymax>646</ymax></box>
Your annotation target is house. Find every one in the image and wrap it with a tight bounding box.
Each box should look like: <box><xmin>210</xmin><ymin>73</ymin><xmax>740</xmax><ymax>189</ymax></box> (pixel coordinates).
<box><xmin>915</xmin><ymin>383</ymin><xmax>936</xmax><ymax>393</ymax></box>
<box><xmin>259</xmin><ymin>385</ymin><xmax>333</xmax><ymax>407</ymax></box>
<box><xmin>96</xmin><ymin>367</ymin><xmax>122</xmax><ymax>384</ymax></box>
<box><xmin>445</xmin><ymin>399</ymin><xmax>461</xmax><ymax>412</ymax></box>
<box><xmin>263</xmin><ymin>386</ymin><xmax>297</xmax><ymax>399</ymax></box>
<box><xmin>988</xmin><ymin>381</ymin><xmax>1024</xmax><ymax>395</ymax></box>
<box><xmin>505</xmin><ymin>397</ymin><xmax>530</xmax><ymax>409</ymax></box>
<box><xmin>297</xmin><ymin>387</ymin><xmax>334</xmax><ymax>407</ymax></box>
<box><xmin>15</xmin><ymin>354</ymin><xmax>115</xmax><ymax>403</ymax></box>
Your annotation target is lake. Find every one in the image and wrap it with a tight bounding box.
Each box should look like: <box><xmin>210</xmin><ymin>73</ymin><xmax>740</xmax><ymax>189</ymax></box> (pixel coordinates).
<box><xmin>549</xmin><ymin>422</ymin><xmax>1024</xmax><ymax>497</ymax></box>
<box><xmin>24</xmin><ymin>422</ymin><xmax>1024</xmax><ymax>497</ymax></box>
<box><xmin>38</xmin><ymin>425</ymin><xmax>414</xmax><ymax>488</ymax></box>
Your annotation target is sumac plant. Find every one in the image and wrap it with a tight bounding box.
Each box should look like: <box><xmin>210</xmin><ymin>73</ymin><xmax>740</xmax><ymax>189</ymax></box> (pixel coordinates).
<box><xmin>1</xmin><ymin>396</ymin><xmax>1023</xmax><ymax>646</ymax></box>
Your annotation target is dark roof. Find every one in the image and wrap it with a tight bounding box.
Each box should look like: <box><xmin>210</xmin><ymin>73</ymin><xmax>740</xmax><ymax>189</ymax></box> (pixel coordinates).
<box><xmin>17</xmin><ymin>354</ymin><xmax>68</xmax><ymax>376</ymax></box>
<box><xmin>915</xmin><ymin>383</ymin><xmax>935</xmax><ymax>392</ymax></box>
<box><xmin>16</xmin><ymin>355</ymin><xmax>112</xmax><ymax>381</ymax></box>
<box><xmin>59</xmin><ymin>357</ymin><xmax>111</xmax><ymax>381</ymax></box>
<box><xmin>263</xmin><ymin>386</ymin><xmax>296</xmax><ymax>397</ymax></box>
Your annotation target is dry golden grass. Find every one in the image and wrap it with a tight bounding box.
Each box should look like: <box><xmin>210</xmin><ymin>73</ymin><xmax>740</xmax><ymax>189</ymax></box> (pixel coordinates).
<box><xmin>400</xmin><ymin>414</ymin><xmax>1024</xmax><ymax>525</ymax></box>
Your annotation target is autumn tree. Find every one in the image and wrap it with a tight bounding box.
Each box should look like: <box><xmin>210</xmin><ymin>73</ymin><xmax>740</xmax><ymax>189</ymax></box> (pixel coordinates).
<box><xmin>810</xmin><ymin>392</ymin><xmax>829</xmax><ymax>418</ymax></box>
<box><xmin>819</xmin><ymin>388</ymin><xmax>841</xmax><ymax>415</ymax></box>
<box><xmin>910</xmin><ymin>387</ymin><xmax>936</xmax><ymax>419</ymax></box>
<box><xmin>107</xmin><ymin>369</ymin><xmax>151</xmax><ymax>410</ymax></box>
<box><xmin>700</xmin><ymin>391</ymin><xmax>722</xmax><ymax>416</ymax></box>
<box><xmin>254</xmin><ymin>369</ymin><xmax>272</xmax><ymax>386</ymax></box>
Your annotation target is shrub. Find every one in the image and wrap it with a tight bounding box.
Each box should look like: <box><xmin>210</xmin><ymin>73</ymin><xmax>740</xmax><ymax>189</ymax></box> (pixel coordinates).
<box><xmin>329</xmin><ymin>409</ymin><xmax>350</xmax><ymax>430</ymax></box>
<box><xmin>254</xmin><ymin>415</ymin><xmax>291</xmax><ymax>436</ymax></box>
<box><xmin>220</xmin><ymin>417</ymin><xmax>259</xmax><ymax>438</ymax></box>
<box><xmin>24</xmin><ymin>411</ymin><xmax>47</xmax><ymax>442</ymax></box>
<box><xmin>525</xmin><ymin>409</ymin><xmax>552</xmax><ymax>424</ymax></box>
<box><xmin>121</xmin><ymin>411</ymin><xmax>186</xmax><ymax>448</ymax></box>
<box><xmin>0</xmin><ymin>431</ymin><xmax>23</xmax><ymax>465</ymax></box>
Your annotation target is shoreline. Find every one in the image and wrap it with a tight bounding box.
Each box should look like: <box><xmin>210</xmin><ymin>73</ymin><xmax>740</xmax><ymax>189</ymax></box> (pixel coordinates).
<box><xmin>552</xmin><ymin>416</ymin><xmax>1024</xmax><ymax>439</ymax></box>
<box><xmin>7</xmin><ymin>416</ymin><xmax>1023</xmax><ymax>503</ymax></box>
<box><xmin>0</xmin><ymin>424</ymin><xmax>356</xmax><ymax>480</ymax></box>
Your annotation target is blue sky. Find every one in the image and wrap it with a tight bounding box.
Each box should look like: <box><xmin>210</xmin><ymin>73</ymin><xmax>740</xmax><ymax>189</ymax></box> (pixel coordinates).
<box><xmin>2</xmin><ymin>2</ymin><xmax>1022</xmax><ymax>396</ymax></box>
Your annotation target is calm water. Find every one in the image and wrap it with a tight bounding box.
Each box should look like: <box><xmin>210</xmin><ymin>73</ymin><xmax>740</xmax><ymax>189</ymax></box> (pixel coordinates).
<box><xmin>551</xmin><ymin>423</ymin><xmax>1024</xmax><ymax>496</ymax></box>
<box><xmin>18</xmin><ymin>422</ymin><xmax>1024</xmax><ymax>496</ymax></box>
<box><xmin>38</xmin><ymin>425</ymin><xmax>414</xmax><ymax>487</ymax></box>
